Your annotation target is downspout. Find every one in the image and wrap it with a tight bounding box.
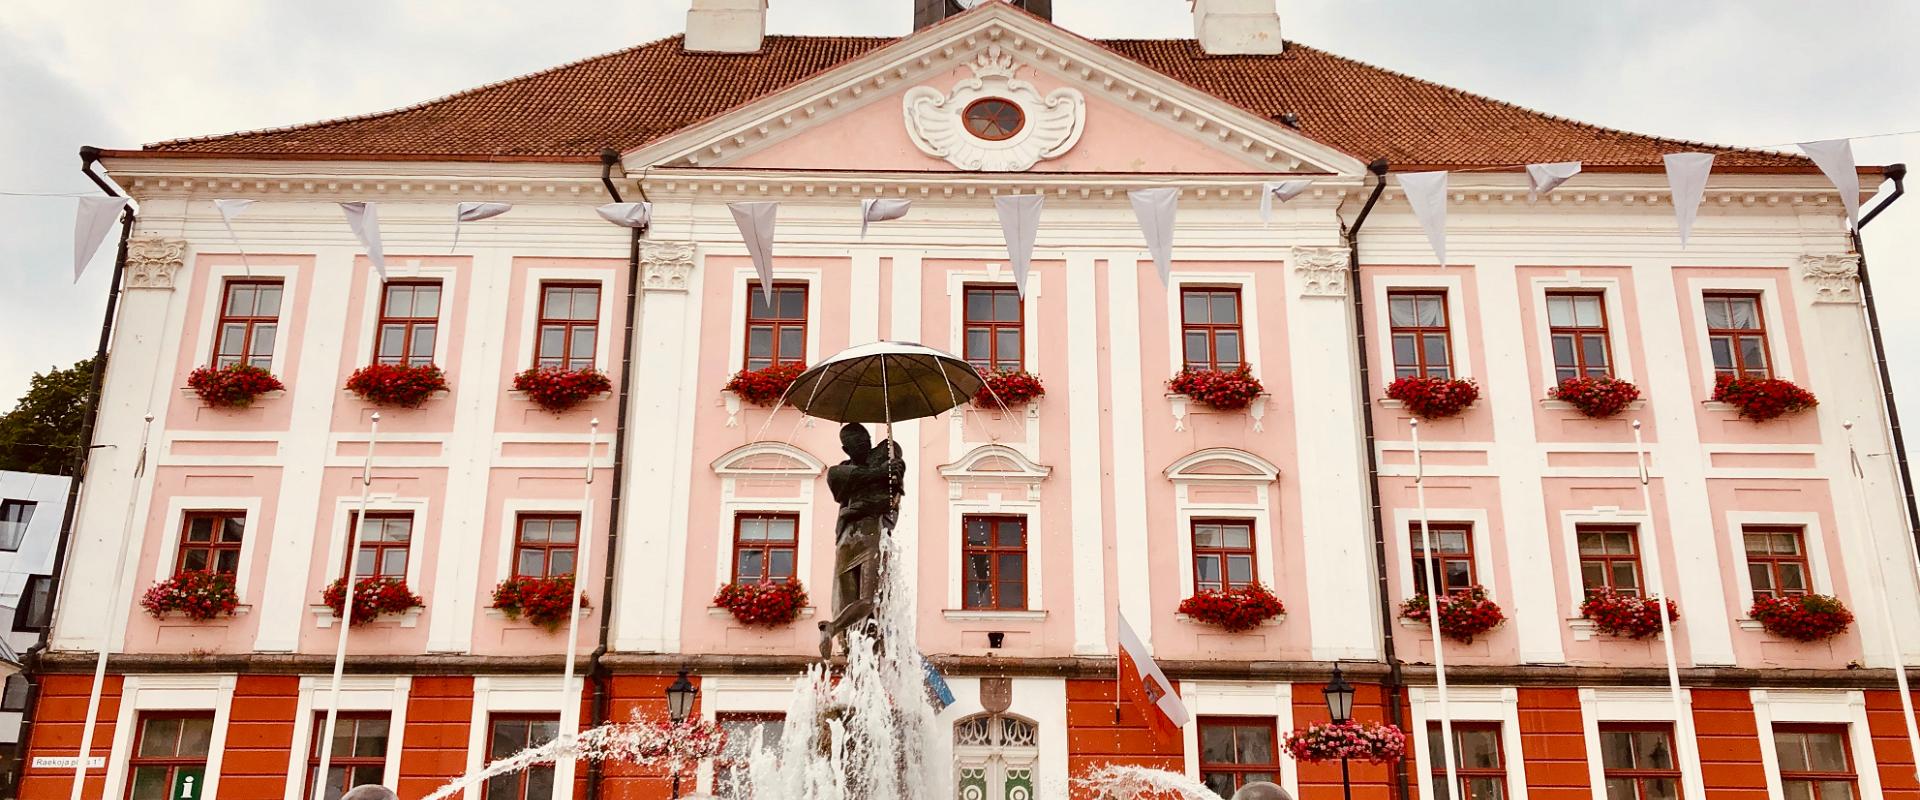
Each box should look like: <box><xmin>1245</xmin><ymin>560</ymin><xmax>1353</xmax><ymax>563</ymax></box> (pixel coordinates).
<box><xmin>12</xmin><ymin>147</ymin><xmax>136</xmax><ymax>785</ymax></box>
<box><xmin>586</xmin><ymin>148</ymin><xmax>645</xmax><ymax>800</ymax></box>
<box><xmin>1850</xmin><ymin>164</ymin><xmax>1917</xmax><ymax>551</ymax></box>
<box><xmin>1340</xmin><ymin>158</ymin><xmax>1411</xmax><ymax>800</ymax></box>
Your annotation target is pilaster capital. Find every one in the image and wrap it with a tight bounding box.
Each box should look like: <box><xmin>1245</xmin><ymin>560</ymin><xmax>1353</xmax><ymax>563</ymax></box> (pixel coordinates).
<box><xmin>1291</xmin><ymin>245</ymin><xmax>1350</xmax><ymax>298</ymax></box>
<box><xmin>125</xmin><ymin>237</ymin><xmax>188</xmax><ymax>290</ymax></box>
<box><xmin>641</xmin><ymin>242</ymin><xmax>696</xmax><ymax>293</ymax></box>
<box><xmin>1801</xmin><ymin>252</ymin><xmax>1860</xmax><ymax>304</ymax></box>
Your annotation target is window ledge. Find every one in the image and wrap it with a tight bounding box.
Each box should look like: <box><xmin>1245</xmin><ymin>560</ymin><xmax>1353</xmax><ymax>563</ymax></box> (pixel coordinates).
<box><xmin>179</xmin><ymin>387</ymin><xmax>286</xmax><ymax>407</ymax></box>
<box><xmin>1567</xmin><ymin>617</ymin><xmax>1664</xmax><ymax>641</ymax></box>
<box><xmin>152</xmin><ymin>604</ymin><xmax>253</xmax><ymax>621</ymax></box>
<box><xmin>1175</xmin><ymin>612</ymin><xmax>1284</xmax><ymax>628</ymax></box>
<box><xmin>1540</xmin><ymin>399</ymin><xmax>1646</xmax><ymax>413</ymax></box>
<box><xmin>484</xmin><ymin>606</ymin><xmax>594</xmax><ymax>623</ymax></box>
<box><xmin>341</xmin><ymin>388</ymin><xmax>451</xmax><ymax>403</ymax></box>
<box><xmin>1702</xmin><ymin>401</ymin><xmax>1739</xmax><ymax>413</ymax></box>
<box><xmin>942</xmin><ymin>609</ymin><xmax>1048</xmax><ymax>622</ymax></box>
<box><xmin>507</xmin><ymin>389</ymin><xmax>613</xmax><ymax>409</ymax></box>
<box><xmin>706</xmin><ymin>606</ymin><xmax>817</xmax><ymax>620</ymax></box>
<box><xmin>310</xmin><ymin>605</ymin><xmax>422</xmax><ymax>629</ymax></box>
<box><xmin>1737</xmin><ymin>618</ymin><xmax>1767</xmax><ymax>633</ymax></box>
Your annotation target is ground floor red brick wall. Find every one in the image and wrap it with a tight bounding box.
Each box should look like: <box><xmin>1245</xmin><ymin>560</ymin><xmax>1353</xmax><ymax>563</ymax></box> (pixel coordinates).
<box><xmin>396</xmin><ymin>676</ymin><xmax>477</xmax><ymax>799</ymax></box>
<box><xmin>17</xmin><ymin>674</ymin><xmax>122</xmax><ymax>800</ymax></box>
<box><xmin>1289</xmin><ymin>682</ymin><xmax>1398</xmax><ymax>800</ymax></box>
<box><xmin>1515</xmin><ymin>688</ymin><xmax>1588</xmax><ymax>800</ymax></box>
<box><xmin>1065</xmin><ymin>678</ymin><xmax>1182</xmax><ymax>798</ymax></box>
<box><xmin>221</xmin><ymin>676</ymin><xmax>300</xmax><ymax>799</ymax></box>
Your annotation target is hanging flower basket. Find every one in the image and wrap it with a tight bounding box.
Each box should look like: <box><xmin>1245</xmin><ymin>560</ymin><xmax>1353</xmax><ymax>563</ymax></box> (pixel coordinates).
<box><xmin>973</xmin><ymin>370</ymin><xmax>1046</xmax><ymax>407</ymax></box>
<box><xmin>1713</xmin><ymin>375</ymin><xmax>1818</xmax><ymax>422</ymax></box>
<box><xmin>491</xmin><ymin>575</ymin><xmax>589</xmax><ymax>630</ymax></box>
<box><xmin>139</xmin><ymin>570</ymin><xmax>241</xmax><ymax>621</ymax></box>
<box><xmin>188</xmin><ymin>364</ymin><xmax>285</xmax><ymax>408</ymax></box>
<box><xmin>1749</xmin><ymin>593</ymin><xmax>1854</xmax><ymax>642</ymax></box>
<box><xmin>1284</xmin><ymin>721</ymin><xmax>1407</xmax><ymax>764</ymax></box>
<box><xmin>1177</xmin><ymin>583</ymin><xmax>1286</xmax><ymax>632</ymax></box>
<box><xmin>1384</xmin><ymin>376</ymin><xmax>1480</xmax><ymax>420</ymax></box>
<box><xmin>1400</xmin><ymin>585</ymin><xmax>1505</xmax><ymax>643</ymax></box>
<box><xmin>634</xmin><ymin>717</ymin><xmax>729</xmax><ymax>765</ymax></box>
<box><xmin>713</xmin><ymin>580</ymin><xmax>809</xmax><ymax>627</ymax></box>
<box><xmin>511</xmin><ymin>366</ymin><xmax>613</xmax><ymax>413</ymax></box>
<box><xmin>346</xmin><ymin>363</ymin><xmax>448</xmax><ymax>408</ymax></box>
<box><xmin>1579</xmin><ymin>587</ymin><xmax>1679</xmax><ymax>639</ymax></box>
<box><xmin>1168</xmin><ymin>366</ymin><xmax>1264</xmax><ymax>410</ymax></box>
<box><xmin>1550</xmin><ymin>376</ymin><xmax>1642</xmax><ymax>419</ymax></box>
<box><xmin>321</xmin><ymin>576</ymin><xmax>424</xmax><ymax>626</ymax></box>
<box><xmin>723</xmin><ymin>362</ymin><xmax>807</xmax><ymax>407</ymax></box>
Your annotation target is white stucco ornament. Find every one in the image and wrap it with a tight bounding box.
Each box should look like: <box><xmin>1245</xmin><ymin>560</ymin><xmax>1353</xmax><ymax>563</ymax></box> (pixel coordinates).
<box><xmin>903</xmin><ymin>45</ymin><xmax>1086</xmax><ymax>171</ymax></box>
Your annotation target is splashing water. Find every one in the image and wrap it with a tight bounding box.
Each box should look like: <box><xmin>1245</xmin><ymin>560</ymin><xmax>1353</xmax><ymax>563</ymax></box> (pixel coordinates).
<box><xmin>418</xmin><ymin>713</ymin><xmax>716</xmax><ymax>800</ymax></box>
<box><xmin>1075</xmin><ymin>765</ymin><xmax>1222</xmax><ymax>800</ymax></box>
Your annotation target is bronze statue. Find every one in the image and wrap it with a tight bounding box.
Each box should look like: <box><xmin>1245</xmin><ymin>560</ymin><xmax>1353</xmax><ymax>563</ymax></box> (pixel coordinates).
<box><xmin>819</xmin><ymin>423</ymin><xmax>905</xmax><ymax>660</ymax></box>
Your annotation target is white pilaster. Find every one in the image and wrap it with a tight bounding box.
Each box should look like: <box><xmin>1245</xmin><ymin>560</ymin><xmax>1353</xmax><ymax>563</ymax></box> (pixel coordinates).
<box><xmin>1108</xmin><ymin>258</ymin><xmax>1153</xmax><ymax>644</ymax></box>
<box><xmin>888</xmin><ymin>253</ymin><xmax>924</xmax><ymax>627</ymax></box>
<box><xmin>1065</xmin><ymin>254</ymin><xmax>1109</xmax><ymax>655</ymax></box>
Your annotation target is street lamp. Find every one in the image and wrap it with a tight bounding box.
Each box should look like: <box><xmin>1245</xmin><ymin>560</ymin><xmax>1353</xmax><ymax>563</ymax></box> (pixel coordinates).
<box><xmin>1324</xmin><ymin>665</ymin><xmax>1356</xmax><ymax>800</ymax></box>
<box><xmin>665</xmin><ymin>670</ymin><xmax>699</xmax><ymax>799</ymax></box>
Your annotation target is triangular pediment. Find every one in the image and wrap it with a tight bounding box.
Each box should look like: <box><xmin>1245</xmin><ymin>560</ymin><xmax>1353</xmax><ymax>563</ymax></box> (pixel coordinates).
<box><xmin>623</xmin><ymin>5</ymin><xmax>1364</xmax><ymax>177</ymax></box>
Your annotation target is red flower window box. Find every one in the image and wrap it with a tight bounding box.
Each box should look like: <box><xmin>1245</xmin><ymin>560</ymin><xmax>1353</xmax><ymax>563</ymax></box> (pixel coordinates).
<box><xmin>346</xmin><ymin>363</ymin><xmax>448</xmax><ymax>408</ymax></box>
<box><xmin>139</xmin><ymin>570</ymin><xmax>241</xmax><ymax>621</ymax></box>
<box><xmin>1384</xmin><ymin>376</ymin><xmax>1480</xmax><ymax>420</ymax></box>
<box><xmin>1713</xmin><ymin>375</ymin><xmax>1818</xmax><ymax>422</ymax></box>
<box><xmin>321</xmin><ymin>576</ymin><xmax>424</xmax><ymax>626</ymax></box>
<box><xmin>1579</xmin><ymin>587</ymin><xmax>1678</xmax><ymax>639</ymax></box>
<box><xmin>491</xmin><ymin>575</ymin><xmax>589</xmax><ymax>630</ymax></box>
<box><xmin>188</xmin><ymin>364</ymin><xmax>285</xmax><ymax>408</ymax></box>
<box><xmin>723</xmin><ymin>362</ymin><xmax>807</xmax><ymax>407</ymax></box>
<box><xmin>1176</xmin><ymin>583</ymin><xmax>1285</xmax><ymax>632</ymax></box>
<box><xmin>1284</xmin><ymin>721</ymin><xmax>1407</xmax><ymax>764</ymax></box>
<box><xmin>1399</xmin><ymin>585</ymin><xmax>1505</xmax><ymax>643</ymax></box>
<box><xmin>512</xmin><ymin>366</ymin><xmax>612</xmax><ymax>413</ymax></box>
<box><xmin>1749</xmin><ymin>593</ymin><xmax>1854</xmax><ymax>642</ymax></box>
<box><xmin>1550</xmin><ymin>376</ymin><xmax>1641</xmax><ymax>419</ymax></box>
<box><xmin>1167</xmin><ymin>366</ymin><xmax>1265</xmax><ymax>411</ymax></box>
<box><xmin>713</xmin><ymin>580</ymin><xmax>809</xmax><ymax>627</ymax></box>
<box><xmin>973</xmin><ymin>370</ymin><xmax>1046</xmax><ymax>408</ymax></box>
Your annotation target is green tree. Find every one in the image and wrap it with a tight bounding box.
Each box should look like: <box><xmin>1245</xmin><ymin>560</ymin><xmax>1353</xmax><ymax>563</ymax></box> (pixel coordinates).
<box><xmin>0</xmin><ymin>358</ymin><xmax>96</xmax><ymax>475</ymax></box>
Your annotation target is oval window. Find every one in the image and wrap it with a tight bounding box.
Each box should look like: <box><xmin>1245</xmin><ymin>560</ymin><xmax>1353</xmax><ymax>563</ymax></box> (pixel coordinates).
<box><xmin>963</xmin><ymin>98</ymin><xmax>1025</xmax><ymax>141</ymax></box>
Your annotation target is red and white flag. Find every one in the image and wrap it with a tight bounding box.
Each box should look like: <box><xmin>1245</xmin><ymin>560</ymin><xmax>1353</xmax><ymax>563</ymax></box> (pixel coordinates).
<box><xmin>1117</xmin><ymin>612</ymin><xmax>1189</xmax><ymax>743</ymax></box>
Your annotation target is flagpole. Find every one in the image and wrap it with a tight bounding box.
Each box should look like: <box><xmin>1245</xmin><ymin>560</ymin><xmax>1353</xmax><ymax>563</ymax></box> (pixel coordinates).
<box><xmin>559</xmin><ymin>419</ymin><xmax>599</xmax><ymax>744</ymax></box>
<box><xmin>1410</xmin><ymin>419</ymin><xmax>1459</xmax><ymax>800</ymax></box>
<box><xmin>313</xmin><ymin>412</ymin><xmax>379</xmax><ymax>800</ymax></box>
<box><xmin>1630</xmin><ymin>422</ymin><xmax>1690</xmax><ymax>748</ymax></box>
<box><xmin>1844</xmin><ymin>420</ymin><xmax>1920</xmax><ymax>780</ymax></box>
<box><xmin>70</xmin><ymin>413</ymin><xmax>154</xmax><ymax>800</ymax></box>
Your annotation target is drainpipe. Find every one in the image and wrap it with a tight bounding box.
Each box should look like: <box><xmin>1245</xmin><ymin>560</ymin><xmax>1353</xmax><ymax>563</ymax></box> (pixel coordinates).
<box><xmin>11</xmin><ymin>147</ymin><xmax>137</xmax><ymax>789</ymax></box>
<box><xmin>586</xmin><ymin>148</ymin><xmax>646</xmax><ymax>800</ymax></box>
<box><xmin>1339</xmin><ymin>158</ymin><xmax>1411</xmax><ymax>800</ymax></box>
<box><xmin>1850</xmin><ymin>164</ymin><xmax>1917</xmax><ymax>551</ymax></box>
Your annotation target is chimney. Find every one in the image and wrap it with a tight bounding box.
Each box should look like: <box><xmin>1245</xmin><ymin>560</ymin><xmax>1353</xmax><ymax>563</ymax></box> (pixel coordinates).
<box><xmin>1193</xmin><ymin>0</ymin><xmax>1283</xmax><ymax>55</ymax></box>
<box><xmin>686</xmin><ymin>0</ymin><xmax>767</xmax><ymax>53</ymax></box>
<box><xmin>916</xmin><ymin>0</ymin><xmax>1052</xmax><ymax>31</ymax></box>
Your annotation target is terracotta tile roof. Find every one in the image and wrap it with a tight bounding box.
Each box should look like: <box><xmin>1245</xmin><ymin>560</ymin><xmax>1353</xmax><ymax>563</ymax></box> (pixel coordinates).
<box><xmin>136</xmin><ymin>33</ymin><xmax>1810</xmax><ymax>172</ymax></box>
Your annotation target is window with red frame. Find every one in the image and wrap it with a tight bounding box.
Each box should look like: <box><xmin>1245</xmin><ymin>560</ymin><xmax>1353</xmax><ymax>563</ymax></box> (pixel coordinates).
<box><xmin>1743</xmin><ymin>525</ymin><xmax>1811</xmax><ymax>601</ymax></box>
<box><xmin>483</xmin><ymin>715</ymin><xmax>559</xmax><ymax>800</ymax></box>
<box><xmin>963</xmin><ymin>284</ymin><xmax>1024</xmax><ymax>373</ymax></box>
<box><xmin>1410</xmin><ymin>523</ymin><xmax>1475</xmax><ymax>596</ymax></box>
<box><xmin>535</xmin><ymin>283</ymin><xmax>599</xmax><ymax>370</ymax></box>
<box><xmin>745</xmin><ymin>282</ymin><xmax>808</xmax><ymax>371</ymax></box>
<box><xmin>962</xmin><ymin>515</ymin><xmax>1028</xmax><ymax>610</ymax></box>
<box><xmin>375</xmin><ymin>281</ymin><xmax>441</xmax><ymax>367</ymax></box>
<box><xmin>126</xmin><ymin>713</ymin><xmax>215</xmax><ymax>800</ymax></box>
<box><xmin>1703</xmin><ymin>292</ymin><xmax>1772</xmax><ymax>379</ymax></box>
<box><xmin>1192</xmin><ymin>519</ymin><xmax>1256</xmax><ymax>594</ymax></box>
<box><xmin>1773</xmin><ymin>725</ymin><xmax>1856</xmax><ymax>800</ymax></box>
<box><xmin>1389</xmin><ymin>290</ymin><xmax>1454</xmax><ymax>380</ymax></box>
<box><xmin>1578</xmin><ymin>525</ymin><xmax>1644</xmax><ymax>597</ymax></box>
<box><xmin>345</xmin><ymin>512</ymin><xmax>412</xmax><ymax>582</ymax></box>
<box><xmin>1427</xmin><ymin>722</ymin><xmax>1508</xmax><ymax>800</ymax></box>
<box><xmin>306</xmin><ymin>712</ymin><xmax>390</xmax><ymax>800</ymax></box>
<box><xmin>177</xmin><ymin>512</ymin><xmax>245</xmax><ymax>575</ymax></box>
<box><xmin>1180</xmin><ymin>288</ymin><xmax>1244</xmax><ymax>371</ymax></box>
<box><xmin>1198</xmin><ymin>717</ymin><xmax>1279</xmax><ymax>796</ymax></box>
<box><xmin>213</xmin><ymin>279</ymin><xmax>283</xmax><ymax>369</ymax></box>
<box><xmin>513</xmin><ymin>514</ymin><xmax>579</xmax><ymax>579</ymax></box>
<box><xmin>733</xmin><ymin>512</ymin><xmax>798</xmax><ymax>584</ymax></box>
<box><xmin>1599</xmin><ymin>724</ymin><xmax>1681</xmax><ymax>800</ymax></box>
<box><xmin>1547</xmin><ymin>291</ymin><xmax>1613</xmax><ymax>382</ymax></box>
<box><xmin>715</xmin><ymin>713</ymin><xmax>786</xmax><ymax>798</ymax></box>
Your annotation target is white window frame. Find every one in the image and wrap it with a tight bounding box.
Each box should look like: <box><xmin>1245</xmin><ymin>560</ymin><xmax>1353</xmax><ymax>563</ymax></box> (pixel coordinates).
<box><xmin>1373</xmin><ymin>274</ymin><xmax>1474</xmax><ymax>383</ymax></box>
<box><xmin>941</xmin><ymin>444</ymin><xmax>1050</xmax><ymax>617</ymax></box>
<box><xmin>1685</xmin><ymin>277</ymin><xmax>1795</xmax><ymax>392</ymax></box>
<box><xmin>494</xmin><ymin>498</ymin><xmax>593</xmax><ymax>584</ymax></box>
<box><xmin>1392</xmin><ymin>507</ymin><xmax>1497</xmax><ymax>602</ymax></box>
<box><xmin>1724</xmin><ymin>510</ymin><xmax>1836</xmax><ymax>617</ymax></box>
<box><xmin>934</xmin><ymin>676</ymin><xmax>1069</xmax><ymax>800</ymax></box>
<box><xmin>1165</xmin><ymin>271</ymin><xmax>1262</xmax><ymax>378</ymax></box>
<box><xmin>1408</xmin><ymin>686</ymin><xmax>1529</xmax><ymax>800</ymax></box>
<box><xmin>1751</xmin><ymin>689</ymin><xmax>1884</xmax><ymax>800</ymax></box>
<box><xmin>710</xmin><ymin>442</ymin><xmax>824</xmax><ymax>593</ymax></box>
<box><xmin>945</xmin><ymin>269</ymin><xmax>1044</xmax><ymax>378</ymax></box>
<box><xmin>1165</xmin><ymin>449</ymin><xmax>1282</xmax><ymax>600</ymax></box>
<box><xmin>354</xmin><ymin>265</ymin><xmax>460</xmax><ymax>367</ymax></box>
<box><xmin>152</xmin><ymin>496</ymin><xmax>265</xmax><ymax>602</ymax></box>
<box><xmin>519</xmin><ymin>266</ymin><xmax>620</xmax><ymax>371</ymax></box>
<box><xmin>1556</xmin><ymin>507</ymin><xmax>1654</xmax><ymax>625</ymax></box>
<box><xmin>282</xmin><ymin>676</ymin><xmax>412</xmax><ymax>800</ymax></box>
<box><xmin>1529</xmin><ymin>274</ymin><xmax>1636</xmax><ymax>385</ymax></box>
<box><xmin>198</xmin><ymin>264</ymin><xmax>300</xmax><ymax>379</ymax></box>
<box><xmin>697</xmin><ymin>675</ymin><xmax>798</xmax><ymax>794</ymax></box>
<box><xmin>726</xmin><ymin>266</ymin><xmax>823</xmax><ymax>373</ymax></box>
<box><xmin>327</xmin><ymin>494</ymin><xmax>432</xmax><ymax>588</ymax></box>
<box><xmin>466</xmin><ymin>676</ymin><xmax>584</xmax><ymax>800</ymax></box>
<box><xmin>1181</xmin><ymin>681</ymin><xmax>1298</xmax><ymax>798</ymax></box>
<box><xmin>1577</xmin><ymin>688</ymin><xmax>1705</xmax><ymax>800</ymax></box>
<box><xmin>103</xmin><ymin>674</ymin><xmax>239</xmax><ymax>800</ymax></box>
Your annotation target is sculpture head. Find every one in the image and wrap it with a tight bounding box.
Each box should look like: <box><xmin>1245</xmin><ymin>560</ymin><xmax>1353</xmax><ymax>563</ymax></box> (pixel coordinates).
<box><xmin>1229</xmin><ymin>782</ymin><xmax>1293</xmax><ymax>800</ymax></box>
<box><xmin>840</xmin><ymin>423</ymin><xmax>873</xmax><ymax>459</ymax></box>
<box><xmin>340</xmin><ymin>786</ymin><xmax>400</xmax><ymax>800</ymax></box>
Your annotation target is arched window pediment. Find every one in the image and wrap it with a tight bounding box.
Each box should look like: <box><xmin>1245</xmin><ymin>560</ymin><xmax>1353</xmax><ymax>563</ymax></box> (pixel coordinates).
<box><xmin>940</xmin><ymin>444</ymin><xmax>1051</xmax><ymax>501</ymax></box>
<box><xmin>1163</xmin><ymin>448</ymin><xmax>1280</xmax><ymax>483</ymax></box>
<box><xmin>711</xmin><ymin>441</ymin><xmax>826</xmax><ymax>477</ymax></box>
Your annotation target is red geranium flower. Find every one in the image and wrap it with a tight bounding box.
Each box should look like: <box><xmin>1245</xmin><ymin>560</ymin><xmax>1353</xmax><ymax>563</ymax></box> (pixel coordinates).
<box><xmin>188</xmin><ymin>364</ymin><xmax>285</xmax><ymax>408</ymax></box>
<box><xmin>1284</xmin><ymin>721</ymin><xmax>1407</xmax><ymax>764</ymax></box>
<box><xmin>1579</xmin><ymin>587</ymin><xmax>1678</xmax><ymax>639</ymax></box>
<box><xmin>1713</xmin><ymin>375</ymin><xmax>1818</xmax><ymax>422</ymax></box>
<box><xmin>346</xmin><ymin>363</ymin><xmax>448</xmax><ymax>408</ymax></box>
<box><xmin>1749</xmin><ymin>593</ymin><xmax>1853</xmax><ymax>642</ymax></box>
<box><xmin>321</xmin><ymin>576</ymin><xmax>424</xmax><ymax>626</ymax></box>
<box><xmin>972</xmin><ymin>370</ymin><xmax>1046</xmax><ymax>408</ymax></box>
<box><xmin>1550</xmin><ymin>376</ymin><xmax>1641</xmax><ymax>419</ymax></box>
<box><xmin>140</xmin><ymin>571</ymin><xmax>241</xmax><ymax>621</ymax></box>
<box><xmin>1177</xmin><ymin>583</ymin><xmax>1285</xmax><ymax>632</ymax></box>
<box><xmin>723</xmin><ymin>362</ymin><xmax>807</xmax><ymax>407</ymax></box>
<box><xmin>1400</xmin><ymin>585</ymin><xmax>1505</xmax><ymax>643</ymax></box>
<box><xmin>512</xmin><ymin>366</ymin><xmax>613</xmax><ymax>412</ymax></box>
<box><xmin>1385</xmin><ymin>376</ymin><xmax>1480</xmax><ymax>420</ymax></box>
<box><xmin>712</xmin><ymin>580</ymin><xmax>809</xmax><ymax>627</ymax></box>
<box><xmin>492</xmin><ymin>575</ymin><xmax>590</xmax><ymax>630</ymax></box>
<box><xmin>1168</xmin><ymin>366</ymin><xmax>1265</xmax><ymax>410</ymax></box>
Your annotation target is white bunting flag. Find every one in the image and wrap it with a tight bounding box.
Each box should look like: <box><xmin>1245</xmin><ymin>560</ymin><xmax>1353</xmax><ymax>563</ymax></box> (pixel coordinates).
<box><xmin>729</xmin><ymin>201</ymin><xmax>779</xmax><ymax>305</ymax></box>
<box><xmin>595</xmin><ymin>202</ymin><xmax>652</xmax><ymax>229</ymax></box>
<box><xmin>339</xmin><ymin>202</ymin><xmax>388</xmax><ymax>278</ymax></box>
<box><xmin>994</xmin><ymin>195</ymin><xmax>1044</xmax><ymax>298</ymax></box>
<box><xmin>213</xmin><ymin>198</ymin><xmax>256</xmax><ymax>273</ymax></box>
<box><xmin>1525</xmin><ymin>162</ymin><xmax>1582</xmax><ymax>202</ymax></box>
<box><xmin>1398</xmin><ymin>171</ymin><xmax>1450</xmax><ymax>266</ymax></box>
<box><xmin>859</xmin><ymin>198</ymin><xmax>912</xmax><ymax>239</ymax></box>
<box><xmin>72</xmin><ymin>197</ymin><xmax>129</xmax><ymax>282</ymax></box>
<box><xmin>452</xmin><ymin>202</ymin><xmax>512</xmax><ymax>251</ymax></box>
<box><xmin>1798</xmin><ymin>139</ymin><xmax>1862</xmax><ymax>230</ymax></box>
<box><xmin>1258</xmin><ymin>180</ymin><xmax>1314</xmax><ymax>226</ymax></box>
<box><xmin>1129</xmin><ymin>188</ymin><xmax>1179</xmax><ymax>286</ymax></box>
<box><xmin>1663</xmin><ymin>153</ymin><xmax>1715</xmax><ymax>247</ymax></box>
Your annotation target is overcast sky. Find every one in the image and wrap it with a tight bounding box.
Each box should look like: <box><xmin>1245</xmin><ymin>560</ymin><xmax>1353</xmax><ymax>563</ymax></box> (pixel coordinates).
<box><xmin>2</xmin><ymin>1</ymin><xmax>1916</xmax><ymax>417</ymax></box>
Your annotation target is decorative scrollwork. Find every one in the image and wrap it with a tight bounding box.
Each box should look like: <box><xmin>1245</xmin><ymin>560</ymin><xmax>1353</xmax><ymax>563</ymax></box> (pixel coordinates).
<box><xmin>1291</xmin><ymin>245</ymin><xmax>1350</xmax><ymax>298</ymax></box>
<box><xmin>642</xmin><ymin>242</ymin><xmax>696</xmax><ymax>292</ymax></box>
<box><xmin>1800</xmin><ymin>252</ymin><xmax>1860</xmax><ymax>304</ymax></box>
<box><xmin>903</xmin><ymin>45</ymin><xmax>1085</xmax><ymax>172</ymax></box>
<box><xmin>125</xmin><ymin>237</ymin><xmax>188</xmax><ymax>290</ymax></box>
